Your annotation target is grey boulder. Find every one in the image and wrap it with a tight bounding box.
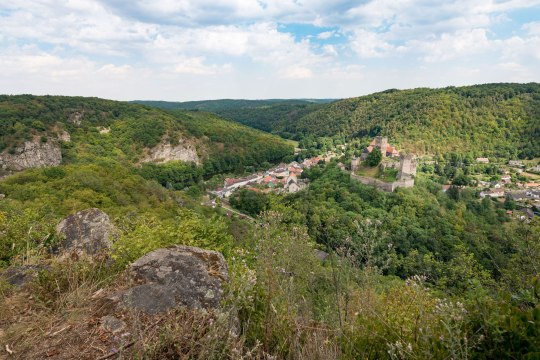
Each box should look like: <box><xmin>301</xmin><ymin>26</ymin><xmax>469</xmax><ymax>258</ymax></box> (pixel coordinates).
<box><xmin>56</xmin><ymin>208</ymin><xmax>114</xmax><ymax>255</ymax></box>
<box><xmin>121</xmin><ymin>245</ymin><xmax>229</xmax><ymax>314</ymax></box>
<box><xmin>1</xmin><ymin>265</ymin><xmax>47</xmax><ymax>286</ymax></box>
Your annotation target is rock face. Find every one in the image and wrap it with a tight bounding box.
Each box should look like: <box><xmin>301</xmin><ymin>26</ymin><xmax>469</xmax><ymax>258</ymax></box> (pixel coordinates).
<box><xmin>142</xmin><ymin>141</ymin><xmax>200</xmax><ymax>165</ymax></box>
<box><xmin>57</xmin><ymin>130</ymin><xmax>71</xmax><ymax>142</ymax></box>
<box><xmin>56</xmin><ymin>208</ymin><xmax>114</xmax><ymax>255</ymax></box>
<box><xmin>122</xmin><ymin>246</ymin><xmax>228</xmax><ymax>314</ymax></box>
<box><xmin>68</xmin><ymin>111</ymin><xmax>84</xmax><ymax>126</ymax></box>
<box><xmin>0</xmin><ymin>140</ymin><xmax>62</xmax><ymax>171</ymax></box>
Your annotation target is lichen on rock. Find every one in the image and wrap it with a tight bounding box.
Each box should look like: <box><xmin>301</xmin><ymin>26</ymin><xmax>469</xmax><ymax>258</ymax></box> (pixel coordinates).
<box><xmin>56</xmin><ymin>208</ymin><xmax>115</xmax><ymax>256</ymax></box>
<box><xmin>121</xmin><ymin>245</ymin><xmax>229</xmax><ymax>314</ymax></box>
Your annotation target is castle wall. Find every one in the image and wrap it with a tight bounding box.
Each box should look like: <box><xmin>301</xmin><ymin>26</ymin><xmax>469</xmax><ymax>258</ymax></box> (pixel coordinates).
<box><xmin>350</xmin><ymin>174</ymin><xmax>414</xmax><ymax>192</ymax></box>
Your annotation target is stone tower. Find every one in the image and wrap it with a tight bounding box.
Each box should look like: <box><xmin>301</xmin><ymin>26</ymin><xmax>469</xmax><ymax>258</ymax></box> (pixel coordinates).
<box><xmin>397</xmin><ymin>154</ymin><xmax>416</xmax><ymax>180</ymax></box>
<box><xmin>374</xmin><ymin>136</ymin><xmax>388</xmax><ymax>157</ymax></box>
<box><xmin>351</xmin><ymin>157</ymin><xmax>360</xmax><ymax>171</ymax></box>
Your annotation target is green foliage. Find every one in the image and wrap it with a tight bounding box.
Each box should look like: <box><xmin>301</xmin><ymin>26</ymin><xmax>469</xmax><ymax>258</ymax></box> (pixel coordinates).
<box><xmin>0</xmin><ymin>207</ymin><xmax>57</xmax><ymax>266</ymax></box>
<box><xmin>174</xmin><ymin>110</ymin><xmax>294</xmax><ymax>176</ymax></box>
<box><xmin>365</xmin><ymin>147</ymin><xmax>382</xmax><ymax>166</ymax></box>
<box><xmin>229</xmin><ymin>189</ymin><xmax>270</xmax><ymax>216</ymax></box>
<box><xmin>133</xmin><ymin>99</ymin><xmax>334</xmax><ymax>138</ymax></box>
<box><xmin>2</xmin><ymin>91</ymin><xmax>540</xmax><ymax>358</ymax></box>
<box><xmin>282</xmin><ymin>164</ymin><xmax>517</xmax><ymax>293</ymax></box>
<box><xmin>291</xmin><ymin>83</ymin><xmax>540</xmax><ymax>158</ymax></box>
<box><xmin>138</xmin><ymin>161</ymin><xmax>203</xmax><ymax>190</ymax></box>
<box><xmin>113</xmin><ymin>211</ymin><xmax>233</xmax><ymax>266</ymax></box>
<box><xmin>0</xmin><ymin>95</ymin><xmax>293</xmax><ymax>172</ymax></box>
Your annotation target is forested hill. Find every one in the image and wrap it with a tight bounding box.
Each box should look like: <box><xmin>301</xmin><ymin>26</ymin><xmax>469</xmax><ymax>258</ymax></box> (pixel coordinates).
<box><xmin>293</xmin><ymin>83</ymin><xmax>540</xmax><ymax>159</ymax></box>
<box><xmin>132</xmin><ymin>98</ymin><xmax>335</xmax><ymax>137</ymax></box>
<box><xmin>0</xmin><ymin>95</ymin><xmax>293</xmax><ymax>176</ymax></box>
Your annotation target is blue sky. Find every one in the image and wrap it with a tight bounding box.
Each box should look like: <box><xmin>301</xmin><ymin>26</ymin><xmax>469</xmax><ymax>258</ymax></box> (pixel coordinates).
<box><xmin>1</xmin><ymin>0</ymin><xmax>539</xmax><ymax>101</ymax></box>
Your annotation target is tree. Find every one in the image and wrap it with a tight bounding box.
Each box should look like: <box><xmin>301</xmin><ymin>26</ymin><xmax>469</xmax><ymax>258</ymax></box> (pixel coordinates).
<box><xmin>504</xmin><ymin>195</ymin><xmax>516</xmax><ymax>210</ymax></box>
<box><xmin>365</xmin><ymin>148</ymin><xmax>382</xmax><ymax>167</ymax></box>
<box><xmin>229</xmin><ymin>189</ymin><xmax>269</xmax><ymax>216</ymax></box>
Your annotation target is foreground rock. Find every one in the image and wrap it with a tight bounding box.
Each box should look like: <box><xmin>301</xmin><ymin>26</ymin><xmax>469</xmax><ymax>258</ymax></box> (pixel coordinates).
<box><xmin>1</xmin><ymin>265</ymin><xmax>47</xmax><ymax>286</ymax></box>
<box><xmin>121</xmin><ymin>246</ymin><xmax>228</xmax><ymax>314</ymax></box>
<box><xmin>56</xmin><ymin>208</ymin><xmax>114</xmax><ymax>255</ymax></box>
<box><xmin>0</xmin><ymin>140</ymin><xmax>62</xmax><ymax>171</ymax></box>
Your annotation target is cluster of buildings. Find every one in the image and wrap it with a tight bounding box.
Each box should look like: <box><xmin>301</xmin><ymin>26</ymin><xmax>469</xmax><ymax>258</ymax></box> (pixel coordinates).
<box><xmin>479</xmin><ymin>182</ymin><xmax>539</xmax><ymax>221</ymax></box>
<box><xmin>211</xmin><ymin>156</ymin><xmax>324</xmax><ymax>198</ymax></box>
<box><xmin>479</xmin><ymin>180</ymin><xmax>539</xmax><ymax>197</ymax></box>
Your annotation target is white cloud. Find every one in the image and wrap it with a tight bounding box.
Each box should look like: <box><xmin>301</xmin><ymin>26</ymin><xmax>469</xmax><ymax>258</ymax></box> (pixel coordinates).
<box><xmin>350</xmin><ymin>29</ymin><xmax>401</xmax><ymax>58</ymax></box>
<box><xmin>317</xmin><ymin>31</ymin><xmax>335</xmax><ymax>40</ymax></box>
<box><xmin>280</xmin><ymin>66</ymin><xmax>313</xmax><ymax>79</ymax></box>
<box><xmin>412</xmin><ymin>28</ymin><xmax>491</xmax><ymax>62</ymax></box>
<box><xmin>172</xmin><ymin>57</ymin><xmax>232</xmax><ymax>75</ymax></box>
<box><xmin>523</xmin><ymin>21</ymin><xmax>540</xmax><ymax>36</ymax></box>
<box><xmin>0</xmin><ymin>0</ymin><xmax>539</xmax><ymax>100</ymax></box>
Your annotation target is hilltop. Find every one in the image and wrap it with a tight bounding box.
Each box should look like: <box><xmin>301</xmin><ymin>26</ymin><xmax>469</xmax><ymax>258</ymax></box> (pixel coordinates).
<box><xmin>133</xmin><ymin>98</ymin><xmax>335</xmax><ymax>137</ymax></box>
<box><xmin>0</xmin><ymin>95</ymin><xmax>294</xmax><ymax>177</ymax></box>
<box><xmin>292</xmin><ymin>83</ymin><xmax>540</xmax><ymax>159</ymax></box>
<box><xmin>135</xmin><ymin>84</ymin><xmax>540</xmax><ymax>160</ymax></box>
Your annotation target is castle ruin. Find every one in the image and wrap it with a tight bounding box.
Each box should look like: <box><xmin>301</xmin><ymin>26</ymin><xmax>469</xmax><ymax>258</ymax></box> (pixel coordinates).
<box><xmin>397</xmin><ymin>154</ymin><xmax>417</xmax><ymax>180</ymax></box>
<box><xmin>349</xmin><ymin>136</ymin><xmax>417</xmax><ymax>192</ymax></box>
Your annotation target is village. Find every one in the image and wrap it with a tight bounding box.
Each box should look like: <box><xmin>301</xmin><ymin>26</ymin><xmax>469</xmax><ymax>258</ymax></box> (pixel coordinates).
<box><xmin>472</xmin><ymin>158</ymin><xmax>540</xmax><ymax>221</ymax></box>
<box><xmin>209</xmin><ymin>155</ymin><xmax>327</xmax><ymax>199</ymax></box>
<box><xmin>207</xmin><ymin>135</ymin><xmax>540</xmax><ymax>221</ymax></box>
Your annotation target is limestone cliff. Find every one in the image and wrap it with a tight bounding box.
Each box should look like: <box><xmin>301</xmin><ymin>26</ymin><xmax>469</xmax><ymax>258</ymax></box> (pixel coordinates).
<box><xmin>142</xmin><ymin>140</ymin><xmax>200</xmax><ymax>165</ymax></box>
<box><xmin>0</xmin><ymin>139</ymin><xmax>62</xmax><ymax>171</ymax></box>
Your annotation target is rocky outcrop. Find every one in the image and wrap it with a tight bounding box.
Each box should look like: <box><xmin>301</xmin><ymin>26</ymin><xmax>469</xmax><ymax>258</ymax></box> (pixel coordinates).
<box><xmin>56</xmin><ymin>208</ymin><xmax>114</xmax><ymax>255</ymax></box>
<box><xmin>142</xmin><ymin>141</ymin><xmax>200</xmax><ymax>165</ymax></box>
<box><xmin>57</xmin><ymin>130</ymin><xmax>71</xmax><ymax>142</ymax></box>
<box><xmin>68</xmin><ymin>111</ymin><xmax>84</xmax><ymax>126</ymax></box>
<box><xmin>1</xmin><ymin>265</ymin><xmax>48</xmax><ymax>286</ymax></box>
<box><xmin>121</xmin><ymin>246</ymin><xmax>228</xmax><ymax>314</ymax></box>
<box><xmin>0</xmin><ymin>140</ymin><xmax>62</xmax><ymax>171</ymax></box>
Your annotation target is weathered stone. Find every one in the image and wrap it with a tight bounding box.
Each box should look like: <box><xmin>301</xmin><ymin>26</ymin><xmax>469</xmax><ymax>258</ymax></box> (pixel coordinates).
<box><xmin>98</xmin><ymin>127</ymin><xmax>110</xmax><ymax>134</ymax></box>
<box><xmin>100</xmin><ymin>315</ymin><xmax>126</xmax><ymax>334</ymax></box>
<box><xmin>1</xmin><ymin>265</ymin><xmax>47</xmax><ymax>286</ymax></box>
<box><xmin>68</xmin><ymin>111</ymin><xmax>83</xmax><ymax>126</ymax></box>
<box><xmin>122</xmin><ymin>246</ymin><xmax>228</xmax><ymax>314</ymax></box>
<box><xmin>314</xmin><ymin>249</ymin><xmax>329</xmax><ymax>261</ymax></box>
<box><xmin>0</xmin><ymin>140</ymin><xmax>62</xmax><ymax>171</ymax></box>
<box><xmin>57</xmin><ymin>130</ymin><xmax>71</xmax><ymax>142</ymax></box>
<box><xmin>142</xmin><ymin>140</ymin><xmax>200</xmax><ymax>165</ymax></box>
<box><xmin>56</xmin><ymin>208</ymin><xmax>114</xmax><ymax>255</ymax></box>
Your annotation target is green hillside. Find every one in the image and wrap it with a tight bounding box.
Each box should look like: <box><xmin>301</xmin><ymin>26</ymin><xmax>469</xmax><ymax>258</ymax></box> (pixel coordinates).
<box><xmin>0</xmin><ymin>95</ymin><xmax>293</xmax><ymax>176</ymax></box>
<box><xmin>133</xmin><ymin>98</ymin><xmax>334</xmax><ymax>137</ymax></box>
<box><xmin>293</xmin><ymin>83</ymin><xmax>540</xmax><ymax>158</ymax></box>
<box><xmin>2</xmin><ymin>91</ymin><xmax>540</xmax><ymax>359</ymax></box>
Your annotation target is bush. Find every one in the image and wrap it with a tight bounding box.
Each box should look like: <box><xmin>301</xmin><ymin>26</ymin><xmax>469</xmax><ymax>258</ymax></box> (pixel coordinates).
<box><xmin>365</xmin><ymin>148</ymin><xmax>382</xmax><ymax>167</ymax></box>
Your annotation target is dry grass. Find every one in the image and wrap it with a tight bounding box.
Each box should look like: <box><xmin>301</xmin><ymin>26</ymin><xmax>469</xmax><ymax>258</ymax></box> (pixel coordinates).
<box><xmin>354</xmin><ymin>165</ymin><xmax>379</xmax><ymax>178</ymax></box>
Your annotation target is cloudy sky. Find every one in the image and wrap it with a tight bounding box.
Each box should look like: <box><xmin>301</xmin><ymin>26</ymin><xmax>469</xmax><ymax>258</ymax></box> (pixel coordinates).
<box><xmin>1</xmin><ymin>0</ymin><xmax>540</xmax><ymax>101</ymax></box>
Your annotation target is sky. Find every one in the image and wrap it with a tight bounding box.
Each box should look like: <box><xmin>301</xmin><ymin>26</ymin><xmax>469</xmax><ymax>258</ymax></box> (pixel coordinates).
<box><xmin>1</xmin><ymin>0</ymin><xmax>540</xmax><ymax>101</ymax></box>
